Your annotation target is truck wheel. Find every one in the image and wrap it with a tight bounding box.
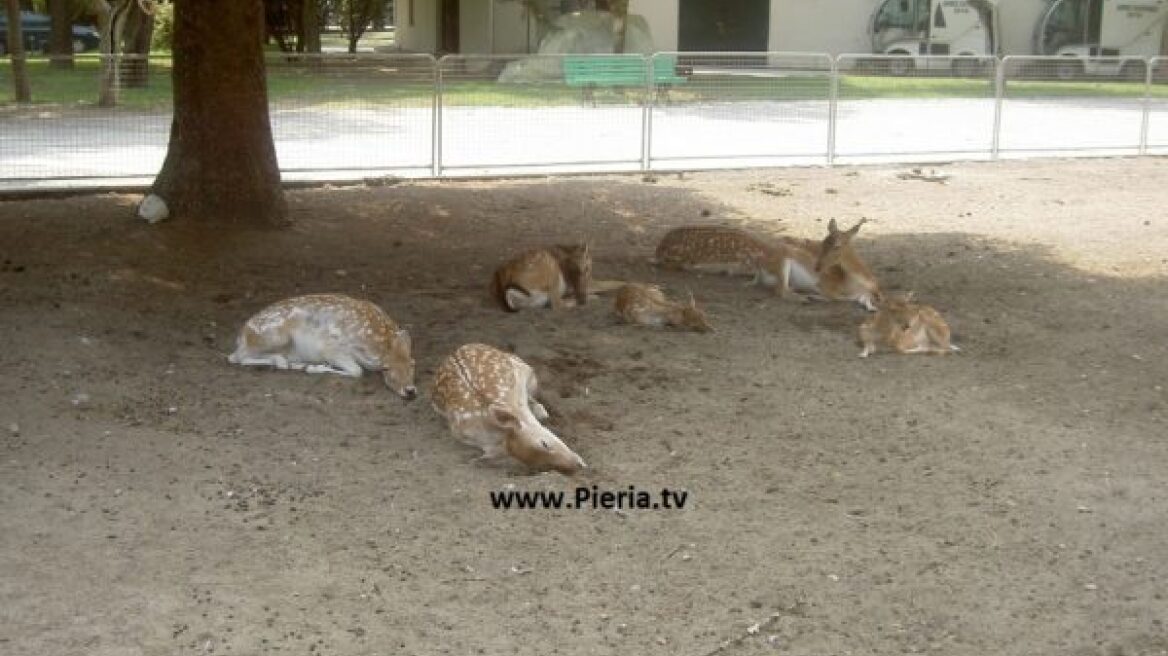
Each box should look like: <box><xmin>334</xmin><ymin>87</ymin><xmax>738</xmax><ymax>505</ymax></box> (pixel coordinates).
<box><xmin>1055</xmin><ymin>59</ymin><xmax>1081</xmax><ymax>81</ymax></box>
<box><xmin>887</xmin><ymin>55</ymin><xmax>914</xmax><ymax>77</ymax></box>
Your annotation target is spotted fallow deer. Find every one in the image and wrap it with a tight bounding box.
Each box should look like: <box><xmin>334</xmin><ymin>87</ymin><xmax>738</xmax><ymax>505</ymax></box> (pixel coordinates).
<box><xmin>489</xmin><ymin>244</ymin><xmax>592</xmax><ymax>312</ymax></box>
<box><xmin>431</xmin><ymin>343</ymin><xmax>586</xmax><ymax>475</ymax></box>
<box><xmin>613</xmin><ymin>283</ymin><xmax>712</xmax><ymax>332</ymax></box>
<box><xmin>227</xmin><ymin>294</ymin><xmax>417</xmax><ymax>399</ymax></box>
<box><xmin>857</xmin><ymin>292</ymin><xmax>960</xmax><ymax>358</ymax></box>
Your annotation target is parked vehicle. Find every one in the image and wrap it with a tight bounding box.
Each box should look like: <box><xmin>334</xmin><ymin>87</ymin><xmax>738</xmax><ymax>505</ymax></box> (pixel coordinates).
<box><xmin>1033</xmin><ymin>0</ymin><xmax>1168</xmax><ymax>79</ymax></box>
<box><xmin>0</xmin><ymin>11</ymin><xmax>101</xmax><ymax>56</ymax></box>
<box><xmin>870</xmin><ymin>0</ymin><xmax>999</xmax><ymax>76</ymax></box>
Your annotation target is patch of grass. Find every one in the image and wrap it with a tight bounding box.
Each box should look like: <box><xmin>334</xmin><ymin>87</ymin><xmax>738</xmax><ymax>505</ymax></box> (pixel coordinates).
<box><xmin>4</xmin><ymin>56</ymin><xmax>1167</xmax><ymax>110</ymax></box>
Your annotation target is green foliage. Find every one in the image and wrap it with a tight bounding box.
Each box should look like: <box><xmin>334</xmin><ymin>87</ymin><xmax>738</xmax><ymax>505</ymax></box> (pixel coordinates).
<box><xmin>151</xmin><ymin>1</ymin><xmax>173</xmax><ymax>51</ymax></box>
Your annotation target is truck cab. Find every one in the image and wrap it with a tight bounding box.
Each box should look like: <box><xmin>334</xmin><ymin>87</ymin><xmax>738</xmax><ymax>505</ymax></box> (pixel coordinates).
<box><xmin>870</xmin><ymin>0</ymin><xmax>998</xmax><ymax>76</ymax></box>
<box><xmin>1034</xmin><ymin>0</ymin><xmax>1168</xmax><ymax>79</ymax></box>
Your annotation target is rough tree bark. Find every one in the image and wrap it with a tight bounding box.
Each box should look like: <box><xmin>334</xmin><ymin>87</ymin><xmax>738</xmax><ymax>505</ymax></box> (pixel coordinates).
<box><xmin>119</xmin><ymin>0</ymin><xmax>155</xmax><ymax>88</ymax></box>
<box><xmin>299</xmin><ymin>0</ymin><xmax>320</xmax><ymax>53</ymax></box>
<box><xmin>49</xmin><ymin>0</ymin><xmax>74</xmax><ymax>69</ymax></box>
<box><xmin>3</xmin><ymin>0</ymin><xmax>31</xmax><ymax>102</ymax></box>
<box><xmin>151</xmin><ymin>0</ymin><xmax>286</xmax><ymax>226</ymax></box>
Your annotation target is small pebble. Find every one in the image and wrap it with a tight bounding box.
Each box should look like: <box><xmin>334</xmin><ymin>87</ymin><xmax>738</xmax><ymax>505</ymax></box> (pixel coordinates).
<box><xmin>1084</xmin><ymin>583</ymin><xmax>1098</xmax><ymax>591</ymax></box>
<box><xmin>7</xmin><ymin>422</ymin><xmax>18</xmax><ymax>436</ymax></box>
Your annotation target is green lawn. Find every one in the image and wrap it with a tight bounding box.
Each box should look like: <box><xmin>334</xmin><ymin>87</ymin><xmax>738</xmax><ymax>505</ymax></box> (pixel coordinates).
<box><xmin>2</xmin><ymin>56</ymin><xmax>1166</xmax><ymax>110</ymax></box>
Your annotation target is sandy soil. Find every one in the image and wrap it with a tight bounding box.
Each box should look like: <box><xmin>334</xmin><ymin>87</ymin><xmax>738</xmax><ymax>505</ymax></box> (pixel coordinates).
<box><xmin>1</xmin><ymin>158</ymin><xmax>1167</xmax><ymax>656</ymax></box>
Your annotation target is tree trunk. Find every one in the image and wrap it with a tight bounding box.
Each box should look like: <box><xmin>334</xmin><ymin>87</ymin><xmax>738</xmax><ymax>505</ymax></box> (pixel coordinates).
<box><xmin>119</xmin><ymin>0</ymin><xmax>154</xmax><ymax>88</ymax></box>
<box><xmin>49</xmin><ymin>0</ymin><xmax>74</xmax><ymax>69</ymax></box>
<box><xmin>94</xmin><ymin>0</ymin><xmax>119</xmax><ymax>107</ymax></box>
<box><xmin>3</xmin><ymin>0</ymin><xmax>31</xmax><ymax>102</ymax></box>
<box><xmin>152</xmin><ymin>0</ymin><xmax>287</xmax><ymax>226</ymax></box>
<box><xmin>610</xmin><ymin>0</ymin><xmax>628</xmax><ymax>53</ymax></box>
<box><xmin>299</xmin><ymin>0</ymin><xmax>320</xmax><ymax>53</ymax></box>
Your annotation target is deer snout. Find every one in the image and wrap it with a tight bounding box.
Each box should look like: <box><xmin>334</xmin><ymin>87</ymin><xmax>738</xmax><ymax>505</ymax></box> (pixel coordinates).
<box><xmin>556</xmin><ymin>453</ymin><xmax>587</xmax><ymax>475</ymax></box>
<box><xmin>400</xmin><ymin>385</ymin><xmax>418</xmax><ymax>401</ymax></box>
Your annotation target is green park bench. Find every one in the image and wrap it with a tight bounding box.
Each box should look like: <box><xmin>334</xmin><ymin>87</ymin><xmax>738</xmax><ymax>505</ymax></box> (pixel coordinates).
<box><xmin>562</xmin><ymin>54</ymin><xmax>690</xmax><ymax>105</ymax></box>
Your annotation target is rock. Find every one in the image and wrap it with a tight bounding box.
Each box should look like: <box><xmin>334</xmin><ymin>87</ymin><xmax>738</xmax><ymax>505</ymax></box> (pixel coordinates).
<box><xmin>137</xmin><ymin>194</ymin><xmax>170</xmax><ymax>224</ymax></box>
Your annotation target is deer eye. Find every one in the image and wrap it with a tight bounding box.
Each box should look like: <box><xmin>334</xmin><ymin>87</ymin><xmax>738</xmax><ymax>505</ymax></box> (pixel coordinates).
<box><xmin>540</xmin><ymin>439</ymin><xmax>552</xmax><ymax>451</ymax></box>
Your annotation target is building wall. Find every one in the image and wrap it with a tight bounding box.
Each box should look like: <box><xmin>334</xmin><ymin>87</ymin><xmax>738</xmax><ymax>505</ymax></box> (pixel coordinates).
<box><xmin>998</xmin><ymin>0</ymin><xmax>1046</xmax><ymax>56</ymax></box>
<box><xmin>490</xmin><ymin>0</ymin><xmax>532</xmax><ymax>54</ymax></box>
<box><xmin>630</xmin><ymin>0</ymin><xmax>679</xmax><ymax>51</ymax></box>
<box><xmin>769</xmin><ymin>0</ymin><xmax>882</xmax><ymax>54</ymax></box>
<box><xmin>460</xmin><ymin>0</ymin><xmax>491</xmax><ymax>54</ymax></box>
<box><xmin>395</xmin><ymin>0</ymin><xmax>438</xmax><ymax>52</ymax></box>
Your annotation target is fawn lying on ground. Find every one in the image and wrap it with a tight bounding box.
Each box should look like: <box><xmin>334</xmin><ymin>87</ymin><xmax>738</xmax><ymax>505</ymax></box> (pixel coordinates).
<box><xmin>613</xmin><ymin>283</ymin><xmax>712</xmax><ymax>332</ymax></box>
<box><xmin>431</xmin><ymin>343</ymin><xmax>586</xmax><ymax>474</ymax></box>
<box><xmin>857</xmin><ymin>292</ymin><xmax>960</xmax><ymax>358</ymax></box>
<box><xmin>489</xmin><ymin>244</ymin><xmax>592</xmax><ymax>312</ymax></box>
<box><xmin>227</xmin><ymin>294</ymin><xmax>417</xmax><ymax>399</ymax></box>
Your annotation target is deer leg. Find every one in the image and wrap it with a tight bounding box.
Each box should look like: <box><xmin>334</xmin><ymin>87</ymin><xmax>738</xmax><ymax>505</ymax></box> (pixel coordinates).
<box><xmin>233</xmin><ymin>353</ymin><xmax>292</xmax><ymax>370</ymax></box>
<box><xmin>305</xmin><ymin>354</ymin><xmax>363</xmax><ymax>377</ymax></box>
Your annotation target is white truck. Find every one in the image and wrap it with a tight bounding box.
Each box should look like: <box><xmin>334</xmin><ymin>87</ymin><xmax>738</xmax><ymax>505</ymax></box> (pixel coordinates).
<box><xmin>870</xmin><ymin>0</ymin><xmax>998</xmax><ymax>76</ymax></box>
<box><xmin>1034</xmin><ymin>0</ymin><xmax>1168</xmax><ymax>79</ymax></box>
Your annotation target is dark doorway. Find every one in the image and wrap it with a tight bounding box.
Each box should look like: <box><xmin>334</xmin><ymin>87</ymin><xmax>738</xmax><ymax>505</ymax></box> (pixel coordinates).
<box><xmin>439</xmin><ymin>0</ymin><xmax>460</xmax><ymax>53</ymax></box>
<box><xmin>679</xmin><ymin>0</ymin><xmax>769</xmax><ymax>52</ymax></box>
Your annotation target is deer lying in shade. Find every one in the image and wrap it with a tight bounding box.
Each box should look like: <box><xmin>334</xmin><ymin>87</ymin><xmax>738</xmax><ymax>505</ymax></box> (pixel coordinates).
<box><xmin>489</xmin><ymin>244</ymin><xmax>592</xmax><ymax>312</ymax></box>
<box><xmin>227</xmin><ymin>294</ymin><xmax>417</xmax><ymax>400</ymax></box>
<box><xmin>857</xmin><ymin>292</ymin><xmax>960</xmax><ymax>358</ymax></box>
<box><xmin>431</xmin><ymin>343</ymin><xmax>586</xmax><ymax>475</ymax></box>
<box><xmin>654</xmin><ymin>222</ymin><xmax>882</xmax><ymax>310</ymax></box>
<box><xmin>613</xmin><ymin>283</ymin><xmax>712</xmax><ymax>333</ymax></box>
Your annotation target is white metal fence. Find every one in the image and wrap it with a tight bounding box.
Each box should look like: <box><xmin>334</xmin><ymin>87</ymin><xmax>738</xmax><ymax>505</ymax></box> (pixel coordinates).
<box><xmin>2</xmin><ymin>52</ymin><xmax>1168</xmax><ymax>191</ymax></box>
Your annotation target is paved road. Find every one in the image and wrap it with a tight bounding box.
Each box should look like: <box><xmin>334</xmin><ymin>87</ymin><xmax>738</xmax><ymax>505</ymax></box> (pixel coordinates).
<box><xmin>2</xmin><ymin>96</ymin><xmax>1167</xmax><ymax>191</ymax></box>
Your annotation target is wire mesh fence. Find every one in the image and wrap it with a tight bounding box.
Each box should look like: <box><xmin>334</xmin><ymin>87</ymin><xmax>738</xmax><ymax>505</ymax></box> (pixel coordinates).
<box><xmin>436</xmin><ymin>53</ymin><xmax>645</xmax><ymax>176</ymax></box>
<box><xmin>1148</xmin><ymin>57</ymin><xmax>1168</xmax><ymax>155</ymax></box>
<box><xmin>648</xmin><ymin>52</ymin><xmax>832</xmax><ymax>169</ymax></box>
<box><xmin>833</xmin><ymin>54</ymin><xmax>998</xmax><ymax>164</ymax></box>
<box><xmin>0</xmin><ymin>54</ymin><xmax>172</xmax><ymax>185</ymax></box>
<box><xmin>3</xmin><ymin>51</ymin><xmax>1168</xmax><ymax>191</ymax></box>
<box><xmin>266</xmin><ymin>53</ymin><xmax>436</xmax><ymax>181</ymax></box>
<box><xmin>998</xmin><ymin>56</ymin><xmax>1148</xmax><ymax>157</ymax></box>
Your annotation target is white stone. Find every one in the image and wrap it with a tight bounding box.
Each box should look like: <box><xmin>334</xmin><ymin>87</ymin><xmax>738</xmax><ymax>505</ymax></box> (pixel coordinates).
<box><xmin>137</xmin><ymin>194</ymin><xmax>169</xmax><ymax>224</ymax></box>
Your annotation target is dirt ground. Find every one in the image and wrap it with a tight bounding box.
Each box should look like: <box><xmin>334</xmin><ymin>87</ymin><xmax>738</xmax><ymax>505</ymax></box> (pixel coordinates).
<box><xmin>1</xmin><ymin>158</ymin><xmax>1167</xmax><ymax>656</ymax></box>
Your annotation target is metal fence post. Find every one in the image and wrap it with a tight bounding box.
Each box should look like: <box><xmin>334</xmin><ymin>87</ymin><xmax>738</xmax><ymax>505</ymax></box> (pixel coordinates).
<box><xmin>827</xmin><ymin>56</ymin><xmax>839</xmax><ymax>166</ymax></box>
<box><xmin>1140</xmin><ymin>57</ymin><xmax>1153</xmax><ymax>156</ymax></box>
<box><xmin>641</xmin><ymin>53</ymin><xmax>653</xmax><ymax>172</ymax></box>
<box><xmin>991</xmin><ymin>56</ymin><xmax>1005</xmax><ymax>160</ymax></box>
<box><xmin>432</xmin><ymin>55</ymin><xmax>444</xmax><ymax>178</ymax></box>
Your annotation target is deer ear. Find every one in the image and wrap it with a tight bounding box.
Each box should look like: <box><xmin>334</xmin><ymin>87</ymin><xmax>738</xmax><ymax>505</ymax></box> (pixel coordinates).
<box><xmin>847</xmin><ymin>219</ymin><xmax>866</xmax><ymax>236</ymax></box>
<box><xmin>489</xmin><ymin>406</ymin><xmax>521</xmax><ymax>431</ymax></box>
<box><xmin>827</xmin><ymin>218</ymin><xmax>839</xmax><ymax>234</ymax></box>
